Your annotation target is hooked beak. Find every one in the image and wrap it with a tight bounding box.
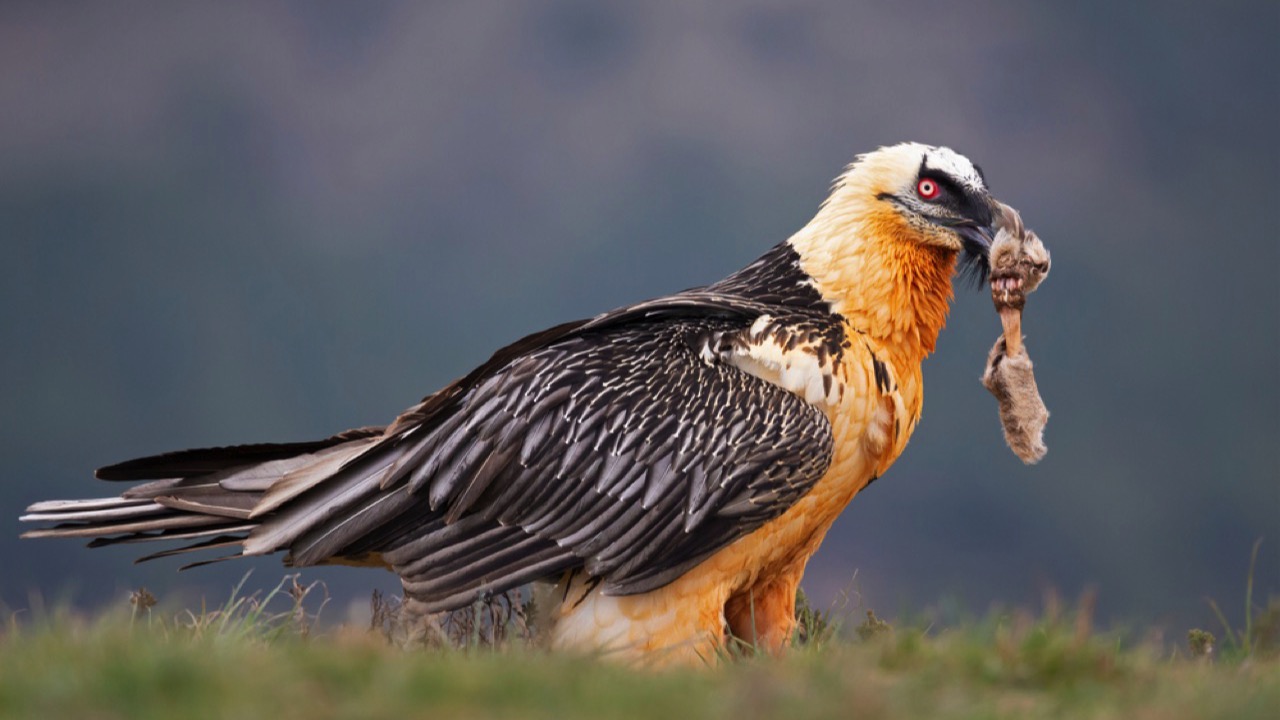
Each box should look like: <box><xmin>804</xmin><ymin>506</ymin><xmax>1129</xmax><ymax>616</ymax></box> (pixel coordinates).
<box><xmin>926</xmin><ymin>215</ymin><xmax>994</xmax><ymax>255</ymax></box>
<box><xmin>954</xmin><ymin>222</ymin><xmax>994</xmax><ymax>256</ymax></box>
<box><xmin>927</xmin><ymin>213</ymin><xmax>996</xmax><ymax>286</ymax></box>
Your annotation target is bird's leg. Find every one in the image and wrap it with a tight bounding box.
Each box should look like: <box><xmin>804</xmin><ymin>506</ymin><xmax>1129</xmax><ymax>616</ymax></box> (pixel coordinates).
<box><xmin>724</xmin><ymin>565</ymin><xmax>804</xmax><ymax>655</ymax></box>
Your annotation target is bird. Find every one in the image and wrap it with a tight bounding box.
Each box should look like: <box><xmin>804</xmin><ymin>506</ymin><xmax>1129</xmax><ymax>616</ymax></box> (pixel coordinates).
<box><xmin>22</xmin><ymin>142</ymin><xmax>1000</xmax><ymax>665</ymax></box>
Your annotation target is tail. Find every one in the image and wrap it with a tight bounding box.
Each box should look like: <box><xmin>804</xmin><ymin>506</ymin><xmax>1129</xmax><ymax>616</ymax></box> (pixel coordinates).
<box><xmin>20</xmin><ymin>427</ymin><xmax>386</xmax><ymax>569</ymax></box>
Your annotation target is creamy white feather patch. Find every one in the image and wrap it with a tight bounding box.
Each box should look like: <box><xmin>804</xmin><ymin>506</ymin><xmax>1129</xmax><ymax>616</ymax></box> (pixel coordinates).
<box><xmin>861</xmin><ymin>395</ymin><xmax>894</xmax><ymax>457</ymax></box>
<box><xmin>697</xmin><ymin>339</ymin><xmax>717</xmax><ymax>364</ymax></box>
<box><xmin>726</xmin><ymin>319</ymin><xmax>843</xmax><ymax>409</ymax></box>
<box><xmin>749</xmin><ymin>314</ymin><xmax>774</xmax><ymax>338</ymax></box>
<box><xmin>922</xmin><ymin>146</ymin><xmax>985</xmax><ymax>192</ymax></box>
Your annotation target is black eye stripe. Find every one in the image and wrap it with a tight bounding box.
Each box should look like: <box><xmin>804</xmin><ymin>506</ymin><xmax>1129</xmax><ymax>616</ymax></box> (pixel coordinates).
<box><xmin>908</xmin><ymin>155</ymin><xmax>992</xmax><ymax>227</ymax></box>
<box><xmin>919</xmin><ymin>171</ymin><xmax>965</xmax><ymax>199</ymax></box>
<box><xmin>917</xmin><ymin>170</ymin><xmax>992</xmax><ymax>227</ymax></box>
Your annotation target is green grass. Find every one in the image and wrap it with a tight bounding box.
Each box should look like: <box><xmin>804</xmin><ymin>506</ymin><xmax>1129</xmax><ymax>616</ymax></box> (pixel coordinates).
<box><xmin>2</xmin><ymin>576</ymin><xmax>1277</xmax><ymax>720</ymax></box>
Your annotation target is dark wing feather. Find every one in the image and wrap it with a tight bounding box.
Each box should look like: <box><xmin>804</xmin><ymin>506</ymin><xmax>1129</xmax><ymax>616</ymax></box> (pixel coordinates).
<box><xmin>273</xmin><ymin>314</ymin><xmax>833</xmax><ymax>611</ymax></box>
<box><xmin>95</xmin><ymin>426</ymin><xmax>386</xmax><ymax>480</ymax></box>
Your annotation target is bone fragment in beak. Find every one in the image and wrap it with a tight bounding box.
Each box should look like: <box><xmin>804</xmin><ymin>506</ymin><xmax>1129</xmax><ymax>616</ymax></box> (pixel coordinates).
<box><xmin>981</xmin><ymin>202</ymin><xmax>1051</xmax><ymax>464</ymax></box>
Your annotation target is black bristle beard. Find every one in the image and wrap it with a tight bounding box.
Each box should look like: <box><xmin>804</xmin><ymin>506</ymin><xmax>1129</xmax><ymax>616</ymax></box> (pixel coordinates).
<box><xmin>958</xmin><ymin>244</ymin><xmax>991</xmax><ymax>289</ymax></box>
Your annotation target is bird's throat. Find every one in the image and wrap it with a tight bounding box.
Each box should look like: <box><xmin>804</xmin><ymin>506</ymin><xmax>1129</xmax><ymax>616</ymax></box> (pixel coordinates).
<box><xmin>789</xmin><ymin>206</ymin><xmax>957</xmax><ymax>370</ymax></box>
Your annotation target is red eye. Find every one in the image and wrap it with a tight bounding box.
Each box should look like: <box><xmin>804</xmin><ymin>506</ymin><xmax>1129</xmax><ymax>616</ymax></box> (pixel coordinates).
<box><xmin>917</xmin><ymin>178</ymin><xmax>940</xmax><ymax>200</ymax></box>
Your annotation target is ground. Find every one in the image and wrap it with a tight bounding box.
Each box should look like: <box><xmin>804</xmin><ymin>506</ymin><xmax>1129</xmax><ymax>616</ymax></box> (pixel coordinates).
<box><xmin>1</xmin><ymin>577</ymin><xmax>1276</xmax><ymax>720</ymax></box>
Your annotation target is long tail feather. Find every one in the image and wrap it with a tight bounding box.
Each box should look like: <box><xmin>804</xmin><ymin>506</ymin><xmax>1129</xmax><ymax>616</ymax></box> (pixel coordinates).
<box><xmin>95</xmin><ymin>427</ymin><xmax>385</xmax><ymax>480</ymax></box>
<box><xmin>19</xmin><ymin>428</ymin><xmax>389</xmax><ymax>569</ymax></box>
<box><xmin>87</xmin><ymin>523</ymin><xmax>257</xmax><ymax>548</ymax></box>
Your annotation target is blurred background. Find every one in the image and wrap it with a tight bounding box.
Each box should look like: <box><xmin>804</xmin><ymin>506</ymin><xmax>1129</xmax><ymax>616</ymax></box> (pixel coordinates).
<box><xmin>2</xmin><ymin>1</ymin><xmax>1276</xmax><ymax>637</ymax></box>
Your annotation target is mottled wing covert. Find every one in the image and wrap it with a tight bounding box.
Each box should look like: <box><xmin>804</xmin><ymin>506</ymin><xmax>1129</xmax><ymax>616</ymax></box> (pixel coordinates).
<box><xmin>288</xmin><ymin>318</ymin><xmax>834</xmax><ymax>611</ymax></box>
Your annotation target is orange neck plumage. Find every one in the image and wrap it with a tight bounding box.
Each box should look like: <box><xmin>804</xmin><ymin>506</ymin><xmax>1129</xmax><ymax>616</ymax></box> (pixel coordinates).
<box><xmin>789</xmin><ymin>200</ymin><xmax>957</xmax><ymax>371</ymax></box>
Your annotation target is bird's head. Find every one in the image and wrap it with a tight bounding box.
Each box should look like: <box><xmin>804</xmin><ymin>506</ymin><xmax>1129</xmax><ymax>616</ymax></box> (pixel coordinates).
<box><xmin>788</xmin><ymin>142</ymin><xmax>1005</xmax><ymax>358</ymax></box>
<box><xmin>817</xmin><ymin>142</ymin><xmax>999</xmax><ymax>284</ymax></box>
